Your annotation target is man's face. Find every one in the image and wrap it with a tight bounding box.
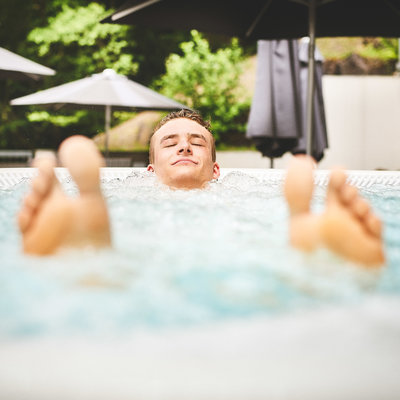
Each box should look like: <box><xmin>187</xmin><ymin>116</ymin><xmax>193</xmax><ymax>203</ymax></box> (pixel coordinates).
<box><xmin>147</xmin><ymin>118</ymin><xmax>220</xmax><ymax>189</ymax></box>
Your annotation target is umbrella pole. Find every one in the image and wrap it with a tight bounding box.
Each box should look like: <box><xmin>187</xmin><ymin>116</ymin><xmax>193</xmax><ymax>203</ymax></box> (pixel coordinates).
<box><xmin>105</xmin><ymin>104</ymin><xmax>111</xmax><ymax>157</ymax></box>
<box><xmin>305</xmin><ymin>0</ymin><xmax>316</xmax><ymax>157</ymax></box>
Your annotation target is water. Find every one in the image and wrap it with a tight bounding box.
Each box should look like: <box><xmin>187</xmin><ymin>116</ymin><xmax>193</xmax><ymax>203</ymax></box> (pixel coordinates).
<box><xmin>0</xmin><ymin>171</ymin><xmax>399</xmax><ymax>338</ymax></box>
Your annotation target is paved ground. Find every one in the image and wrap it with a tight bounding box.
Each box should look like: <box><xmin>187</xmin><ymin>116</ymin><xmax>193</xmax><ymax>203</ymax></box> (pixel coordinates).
<box><xmin>216</xmin><ymin>151</ymin><xmax>293</xmax><ymax>169</ymax></box>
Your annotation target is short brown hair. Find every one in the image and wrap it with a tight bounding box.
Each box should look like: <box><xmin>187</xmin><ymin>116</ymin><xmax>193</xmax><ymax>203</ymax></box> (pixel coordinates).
<box><xmin>149</xmin><ymin>109</ymin><xmax>216</xmax><ymax>163</ymax></box>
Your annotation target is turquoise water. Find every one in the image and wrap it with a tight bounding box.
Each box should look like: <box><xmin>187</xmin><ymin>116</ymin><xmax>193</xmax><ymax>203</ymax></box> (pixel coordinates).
<box><xmin>0</xmin><ymin>171</ymin><xmax>399</xmax><ymax>338</ymax></box>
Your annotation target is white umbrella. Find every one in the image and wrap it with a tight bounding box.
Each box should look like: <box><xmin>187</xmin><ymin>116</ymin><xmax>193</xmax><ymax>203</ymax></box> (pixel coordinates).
<box><xmin>0</xmin><ymin>47</ymin><xmax>55</xmax><ymax>80</ymax></box>
<box><xmin>11</xmin><ymin>68</ymin><xmax>187</xmax><ymax>153</ymax></box>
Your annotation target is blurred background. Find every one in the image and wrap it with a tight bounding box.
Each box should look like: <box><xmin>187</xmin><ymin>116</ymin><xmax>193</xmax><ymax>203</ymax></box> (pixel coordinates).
<box><xmin>0</xmin><ymin>0</ymin><xmax>399</xmax><ymax>169</ymax></box>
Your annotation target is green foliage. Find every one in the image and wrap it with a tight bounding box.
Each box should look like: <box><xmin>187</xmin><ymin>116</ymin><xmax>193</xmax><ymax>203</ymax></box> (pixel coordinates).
<box><xmin>3</xmin><ymin>1</ymin><xmax>397</xmax><ymax>151</ymax></box>
<box><xmin>15</xmin><ymin>2</ymin><xmax>140</xmax><ymax>143</ymax></box>
<box><xmin>28</xmin><ymin>2</ymin><xmax>138</xmax><ymax>78</ymax></box>
<box><xmin>359</xmin><ymin>38</ymin><xmax>398</xmax><ymax>61</ymax></box>
<box><xmin>0</xmin><ymin>0</ymin><xmax>191</xmax><ymax>150</ymax></box>
<box><xmin>317</xmin><ymin>37</ymin><xmax>399</xmax><ymax>62</ymax></box>
<box><xmin>156</xmin><ymin>31</ymin><xmax>250</xmax><ymax>143</ymax></box>
<box><xmin>27</xmin><ymin>111</ymin><xmax>88</xmax><ymax>127</ymax></box>
<box><xmin>0</xmin><ymin>1</ymin><xmax>138</xmax><ymax>149</ymax></box>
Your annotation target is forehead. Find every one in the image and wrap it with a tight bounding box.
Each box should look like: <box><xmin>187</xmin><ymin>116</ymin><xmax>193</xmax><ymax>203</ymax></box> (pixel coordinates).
<box><xmin>153</xmin><ymin>118</ymin><xmax>213</xmax><ymax>143</ymax></box>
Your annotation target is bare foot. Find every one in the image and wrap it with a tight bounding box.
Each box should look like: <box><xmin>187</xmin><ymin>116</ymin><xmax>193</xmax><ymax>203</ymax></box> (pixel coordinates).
<box><xmin>284</xmin><ymin>156</ymin><xmax>385</xmax><ymax>267</ymax></box>
<box><xmin>18</xmin><ymin>136</ymin><xmax>111</xmax><ymax>255</ymax></box>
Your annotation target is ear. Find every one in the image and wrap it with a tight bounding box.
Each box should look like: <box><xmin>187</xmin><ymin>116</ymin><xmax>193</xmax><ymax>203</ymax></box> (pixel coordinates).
<box><xmin>213</xmin><ymin>162</ymin><xmax>220</xmax><ymax>180</ymax></box>
<box><xmin>147</xmin><ymin>164</ymin><xmax>154</xmax><ymax>173</ymax></box>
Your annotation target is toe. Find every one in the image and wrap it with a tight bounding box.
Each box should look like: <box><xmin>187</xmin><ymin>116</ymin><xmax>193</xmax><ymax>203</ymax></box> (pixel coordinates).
<box><xmin>18</xmin><ymin>156</ymin><xmax>57</xmax><ymax>236</ymax></box>
<box><xmin>340</xmin><ymin>185</ymin><xmax>358</xmax><ymax>205</ymax></box>
<box><xmin>326</xmin><ymin>168</ymin><xmax>346</xmax><ymax>204</ymax></box>
<box><xmin>18</xmin><ymin>209</ymin><xmax>31</xmax><ymax>233</ymax></box>
<box><xmin>31</xmin><ymin>158</ymin><xmax>56</xmax><ymax>197</ymax></box>
<box><xmin>330</xmin><ymin>168</ymin><xmax>346</xmax><ymax>189</ymax></box>
<box><xmin>352</xmin><ymin>198</ymin><xmax>370</xmax><ymax>219</ymax></box>
<box><xmin>32</xmin><ymin>175</ymin><xmax>51</xmax><ymax>197</ymax></box>
<box><xmin>23</xmin><ymin>192</ymin><xmax>40</xmax><ymax>211</ymax></box>
<box><xmin>365</xmin><ymin>214</ymin><xmax>383</xmax><ymax>238</ymax></box>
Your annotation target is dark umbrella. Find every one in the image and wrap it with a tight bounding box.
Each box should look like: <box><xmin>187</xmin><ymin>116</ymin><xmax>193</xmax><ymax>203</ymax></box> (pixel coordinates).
<box><xmin>246</xmin><ymin>40</ymin><xmax>303</xmax><ymax>166</ymax></box>
<box><xmin>291</xmin><ymin>38</ymin><xmax>328</xmax><ymax>162</ymax></box>
<box><xmin>102</xmin><ymin>0</ymin><xmax>400</xmax><ymax>155</ymax></box>
<box><xmin>103</xmin><ymin>0</ymin><xmax>400</xmax><ymax>38</ymax></box>
<box><xmin>10</xmin><ymin>69</ymin><xmax>187</xmax><ymax>154</ymax></box>
<box><xmin>0</xmin><ymin>47</ymin><xmax>55</xmax><ymax>80</ymax></box>
<box><xmin>247</xmin><ymin>39</ymin><xmax>328</xmax><ymax>165</ymax></box>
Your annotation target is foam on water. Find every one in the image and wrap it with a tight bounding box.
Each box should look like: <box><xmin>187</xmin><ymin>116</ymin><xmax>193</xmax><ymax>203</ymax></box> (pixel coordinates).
<box><xmin>0</xmin><ymin>170</ymin><xmax>399</xmax><ymax>338</ymax></box>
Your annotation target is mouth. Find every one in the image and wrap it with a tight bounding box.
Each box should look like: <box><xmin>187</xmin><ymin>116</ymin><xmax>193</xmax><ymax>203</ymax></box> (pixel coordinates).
<box><xmin>172</xmin><ymin>158</ymin><xmax>198</xmax><ymax>166</ymax></box>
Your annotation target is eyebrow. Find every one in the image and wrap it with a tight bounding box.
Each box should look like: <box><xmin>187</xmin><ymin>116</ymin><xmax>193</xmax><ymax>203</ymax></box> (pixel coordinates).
<box><xmin>160</xmin><ymin>133</ymin><xmax>207</xmax><ymax>144</ymax></box>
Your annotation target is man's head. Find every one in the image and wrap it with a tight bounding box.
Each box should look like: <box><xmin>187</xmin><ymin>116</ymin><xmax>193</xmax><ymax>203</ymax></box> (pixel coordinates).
<box><xmin>147</xmin><ymin>109</ymin><xmax>220</xmax><ymax>189</ymax></box>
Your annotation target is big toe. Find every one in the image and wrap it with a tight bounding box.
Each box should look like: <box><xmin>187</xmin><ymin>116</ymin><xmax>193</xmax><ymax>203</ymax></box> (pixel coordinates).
<box><xmin>284</xmin><ymin>156</ymin><xmax>315</xmax><ymax>215</ymax></box>
<box><xmin>58</xmin><ymin>135</ymin><xmax>104</xmax><ymax>193</ymax></box>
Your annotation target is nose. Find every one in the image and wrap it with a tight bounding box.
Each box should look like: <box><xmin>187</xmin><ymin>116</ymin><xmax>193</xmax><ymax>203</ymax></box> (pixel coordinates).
<box><xmin>178</xmin><ymin>140</ymin><xmax>192</xmax><ymax>155</ymax></box>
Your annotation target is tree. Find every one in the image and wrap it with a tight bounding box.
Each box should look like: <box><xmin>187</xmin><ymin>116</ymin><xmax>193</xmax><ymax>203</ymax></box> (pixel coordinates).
<box><xmin>0</xmin><ymin>0</ymin><xmax>189</xmax><ymax>150</ymax></box>
<box><xmin>18</xmin><ymin>2</ymin><xmax>139</xmax><ymax>144</ymax></box>
<box><xmin>0</xmin><ymin>0</ymin><xmax>66</xmax><ymax>148</ymax></box>
<box><xmin>155</xmin><ymin>31</ymin><xmax>251</xmax><ymax>144</ymax></box>
<box><xmin>28</xmin><ymin>2</ymin><xmax>138</xmax><ymax>79</ymax></box>
<box><xmin>0</xmin><ymin>1</ymin><xmax>135</xmax><ymax>148</ymax></box>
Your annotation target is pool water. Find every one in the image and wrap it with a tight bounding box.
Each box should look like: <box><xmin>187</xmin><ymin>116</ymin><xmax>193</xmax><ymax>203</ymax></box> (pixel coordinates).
<box><xmin>0</xmin><ymin>170</ymin><xmax>399</xmax><ymax>338</ymax></box>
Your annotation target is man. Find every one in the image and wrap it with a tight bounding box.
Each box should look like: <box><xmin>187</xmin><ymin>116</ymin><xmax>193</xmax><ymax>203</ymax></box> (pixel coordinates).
<box><xmin>147</xmin><ymin>109</ymin><xmax>220</xmax><ymax>189</ymax></box>
<box><xmin>17</xmin><ymin>110</ymin><xmax>384</xmax><ymax>266</ymax></box>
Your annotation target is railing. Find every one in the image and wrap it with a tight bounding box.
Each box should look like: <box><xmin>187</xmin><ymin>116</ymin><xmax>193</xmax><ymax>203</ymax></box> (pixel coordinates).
<box><xmin>102</xmin><ymin>151</ymin><xmax>149</xmax><ymax>167</ymax></box>
<box><xmin>0</xmin><ymin>150</ymin><xmax>33</xmax><ymax>167</ymax></box>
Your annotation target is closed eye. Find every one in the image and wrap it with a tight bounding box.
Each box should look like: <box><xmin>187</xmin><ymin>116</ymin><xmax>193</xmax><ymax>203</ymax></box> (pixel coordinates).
<box><xmin>191</xmin><ymin>140</ymin><xmax>205</xmax><ymax>146</ymax></box>
<box><xmin>162</xmin><ymin>140</ymin><xmax>177</xmax><ymax>148</ymax></box>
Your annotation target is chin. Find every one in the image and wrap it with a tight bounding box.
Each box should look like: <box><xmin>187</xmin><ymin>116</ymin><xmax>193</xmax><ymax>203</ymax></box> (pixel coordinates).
<box><xmin>168</xmin><ymin>173</ymin><xmax>206</xmax><ymax>190</ymax></box>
